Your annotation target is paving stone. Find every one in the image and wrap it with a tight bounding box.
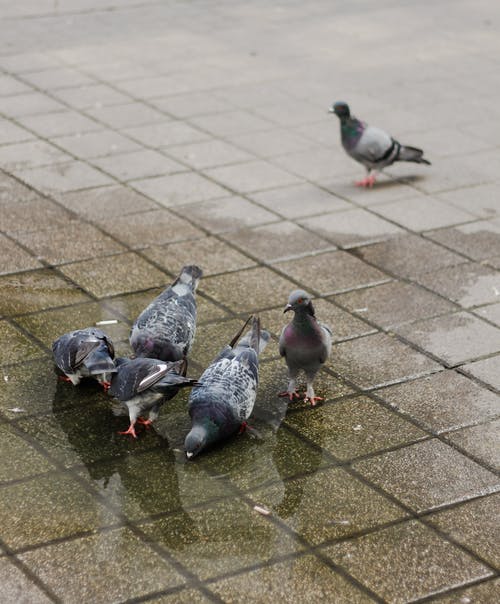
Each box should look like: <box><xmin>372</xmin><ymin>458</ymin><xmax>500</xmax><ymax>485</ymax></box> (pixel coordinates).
<box><xmin>0</xmin><ymin>52</ymin><xmax>61</xmax><ymax>72</ymax></box>
<box><xmin>357</xmin><ymin>234</ymin><xmax>466</xmax><ymax>279</ymax></box>
<box><xmin>0</xmin><ymin>118</ymin><xmax>35</xmax><ymax>145</ymax></box>
<box><xmin>378</xmin><ymin>370</ymin><xmax>500</xmax><ymax>433</ymax></box>
<box><xmin>336</xmin><ymin>281</ymin><xmax>456</xmax><ymax>328</ymax></box>
<box><xmin>17</xmin><ymin>110</ymin><xmax>101</xmax><ymax>138</ymax></box>
<box><xmin>253</xmin><ymin>99</ymin><xmax>322</xmax><ymax>127</ymax></box>
<box><xmin>131</xmin><ymin>172</ymin><xmax>228</xmax><ymax>207</ymax></box>
<box><xmin>21</xmin><ymin>67</ymin><xmax>94</xmax><ymax>90</ymax></box>
<box><xmin>395</xmin><ymin>312</ymin><xmax>500</xmax><ymax>366</ymax></box>
<box><xmin>151</xmin><ymin>92</ymin><xmax>234</xmax><ymax>118</ymax></box>
<box><xmin>14</xmin><ymin>160</ymin><xmax>114</xmax><ymax>193</ymax></box>
<box><xmin>415</xmin><ymin>263</ymin><xmax>500</xmax><ymax>308</ymax></box>
<box><xmin>0</xmin><ymin>92</ymin><xmax>66</xmax><ymax>118</ymax></box>
<box><xmin>443</xmin><ymin>419</ymin><xmax>500</xmax><ymax>471</ymax></box>
<box><xmin>230</xmin><ymin>128</ymin><xmax>315</xmax><ymax>158</ymax></box>
<box><xmin>0</xmin><ymin>424</ymin><xmax>55</xmax><ymax>482</ymax></box>
<box><xmin>462</xmin><ymin>355</ymin><xmax>500</xmax><ymax>390</ymax></box>
<box><xmin>353</xmin><ymin>439</ymin><xmax>500</xmax><ymax>513</ymax></box>
<box><xmin>426</xmin><ymin>221</ymin><xmax>500</xmax><ymax>260</ymax></box>
<box><xmin>86</xmin><ymin>101</ymin><xmax>167</xmax><ymax>129</ymax></box>
<box><xmin>19</xmin><ymin>528</ymin><xmax>185</xmax><ymax>602</ymax></box>
<box><xmin>53</xmin><ymin>129</ymin><xmax>142</xmax><ymax>159</ymax></box>
<box><xmin>115</xmin><ymin>74</ymin><xmax>192</xmax><ymax>98</ymax></box>
<box><xmin>0</xmin><ymin>269</ymin><xmax>90</xmax><ymax>316</ymax></box>
<box><xmin>438</xmin><ymin>183</ymin><xmax>500</xmax><ymax>219</ymax></box>
<box><xmin>275</xmin><ymin>250</ymin><xmax>390</xmax><ymax>295</ymax></box>
<box><xmin>92</xmin><ymin>149</ymin><xmax>184</xmax><ymax>181</ymax></box>
<box><xmin>0</xmin><ymin>172</ymin><xmax>44</xmax><ymax>204</ymax></box>
<box><xmin>223</xmin><ymin>221</ymin><xmax>335</xmax><ymax>262</ymax></box>
<box><xmin>0</xmin><ymin>558</ymin><xmax>53</xmax><ymax>603</ymax></box>
<box><xmin>0</xmin><ymin>233</ymin><xmax>43</xmax><ymax>275</ymax></box>
<box><xmin>0</xmin><ymin>139</ymin><xmax>71</xmax><ymax>170</ymax></box>
<box><xmin>51</xmin><ymin>83</ymin><xmax>131</xmax><ymax>109</ymax></box>
<box><xmin>0</xmin><ymin>320</ymin><xmax>45</xmax><ymax>363</ymax></box>
<box><xmin>273</xmin><ymin>146</ymin><xmax>357</xmax><ymax>182</ymax></box>
<box><xmin>167</xmin><ymin>139</ymin><xmax>254</xmax><ymax>169</ymax></box>
<box><xmin>324</xmin><ymin>520</ymin><xmax>493</xmax><ymax>604</ymax></box>
<box><xmin>428</xmin><ymin>578</ymin><xmax>500</xmax><ymax>603</ymax></box>
<box><xmin>123</xmin><ymin>120</ymin><xmax>209</xmax><ymax>148</ymax></box>
<box><xmin>190</xmin><ymin>110</ymin><xmax>275</xmax><ymax>137</ymax></box>
<box><xmin>210</xmin><ymin>555</ymin><xmax>375</xmax><ymax>603</ymax></box>
<box><xmin>0</xmin><ymin>74</ymin><xmax>32</xmax><ymax>96</ymax></box>
<box><xmin>144</xmin><ymin>588</ymin><xmax>214</xmax><ymax>603</ymax></box>
<box><xmin>204</xmin><ymin>160</ymin><xmax>302</xmax><ymax>194</ymax></box>
<box><xmin>473</xmin><ymin>302</ymin><xmax>500</xmax><ymax>327</ymax></box>
<box><xmin>299</xmin><ymin>207</ymin><xmax>404</xmax><ymax>248</ymax></box>
<box><xmin>59</xmin><ymin>253</ymin><xmax>168</xmax><ymax>298</ymax></box>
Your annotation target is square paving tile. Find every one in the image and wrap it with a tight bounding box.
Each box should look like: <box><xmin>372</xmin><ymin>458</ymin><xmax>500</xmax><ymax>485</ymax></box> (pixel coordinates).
<box><xmin>0</xmin><ymin>172</ymin><xmax>48</xmax><ymax>204</ymax></box>
<box><xmin>143</xmin><ymin>236</ymin><xmax>256</xmax><ymax>277</ymax></box>
<box><xmin>429</xmin><ymin>578</ymin><xmax>500</xmax><ymax>603</ymax></box>
<box><xmin>167</xmin><ymin>139</ymin><xmax>254</xmax><ymax>169</ymax></box>
<box><xmin>250</xmin><ymin>466</ymin><xmax>407</xmax><ymax>545</ymax></box>
<box><xmin>53</xmin><ymin>129</ymin><xmax>142</xmax><ymax>159</ymax></box>
<box><xmin>204</xmin><ymin>160</ymin><xmax>302</xmax><ymax>194</ymax></box>
<box><xmin>334</xmin><ymin>332</ymin><xmax>441</xmax><ymax>389</ymax></box>
<box><xmin>0</xmin><ymin>139</ymin><xmax>71</xmax><ymax>171</ymax></box>
<box><xmin>209</xmin><ymin>554</ymin><xmax>375</xmax><ymax>603</ymax></box>
<box><xmin>353</xmin><ymin>439</ymin><xmax>500</xmax><ymax>513</ymax></box>
<box><xmin>151</xmin><ymin>92</ymin><xmax>233</xmax><ymax>118</ymax></box>
<box><xmin>372</xmin><ymin>197</ymin><xmax>475</xmax><ymax>232</ymax></box>
<box><xmin>357</xmin><ymin>234</ymin><xmax>466</xmax><ymax>279</ymax></box>
<box><xmin>0</xmin><ymin>269</ymin><xmax>91</xmax><ymax>316</ymax></box>
<box><xmin>0</xmin><ymin>196</ymin><xmax>69</xmax><ymax>236</ymax></box>
<box><xmin>377</xmin><ymin>370</ymin><xmax>500</xmax><ymax>433</ymax></box>
<box><xmin>438</xmin><ymin>183</ymin><xmax>500</xmax><ymax>219</ymax></box>
<box><xmin>427</xmin><ymin>493</ymin><xmax>500</xmax><ymax>569</ymax></box>
<box><xmin>86</xmin><ymin>101</ymin><xmax>167</xmax><ymax>129</ymax></box>
<box><xmin>443</xmin><ymin>419</ymin><xmax>500</xmax><ymax>471</ymax></box>
<box><xmin>462</xmin><ymin>355</ymin><xmax>500</xmax><ymax>390</ymax></box>
<box><xmin>189</xmin><ymin>110</ymin><xmax>274</xmax><ymax>138</ymax></box>
<box><xmin>14</xmin><ymin>221</ymin><xmax>125</xmax><ymax>265</ymax></box>
<box><xmin>0</xmin><ymin>558</ymin><xmax>52</xmax><ymax>603</ymax></box>
<box><xmin>52</xmin><ymin>83</ymin><xmax>131</xmax><ymax>109</ymax></box>
<box><xmin>0</xmin><ymin>424</ymin><xmax>55</xmax><ymax>482</ymax></box>
<box><xmin>59</xmin><ymin>253</ymin><xmax>169</xmax><ymax>297</ymax></box>
<box><xmin>92</xmin><ymin>149</ymin><xmax>184</xmax><ymax>181</ymax></box>
<box><xmin>19</xmin><ymin>528</ymin><xmax>185</xmax><ymax>602</ymax></box>
<box><xmin>21</xmin><ymin>66</ymin><xmax>94</xmax><ymax>90</ymax></box>
<box><xmin>0</xmin><ymin>92</ymin><xmax>66</xmax><ymax>118</ymax></box>
<box><xmin>300</xmin><ymin>208</ymin><xmax>404</xmax><ymax>248</ymax></box>
<box><xmin>0</xmin><ymin>320</ymin><xmax>46</xmax><ymax>364</ymax></box>
<box><xmin>14</xmin><ymin>161</ymin><xmax>113</xmax><ymax>193</ymax></box>
<box><xmin>473</xmin><ymin>302</ymin><xmax>500</xmax><ymax>327</ymax></box>
<box><xmin>131</xmin><ymin>172</ymin><xmax>228</xmax><ymax>207</ymax></box>
<box><xmin>335</xmin><ymin>281</ymin><xmax>456</xmax><ymax>328</ymax></box>
<box><xmin>230</xmin><ymin>128</ymin><xmax>315</xmax><ymax>158</ymax></box>
<box><xmin>224</xmin><ymin>221</ymin><xmax>335</xmax><ymax>262</ymax></box>
<box><xmin>285</xmin><ymin>396</ymin><xmax>426</xmax><ymax>461</ymax></box>
<box><xmin>415</xmin><ymin>263</ymin><xmax>500</xmax><ymax>308</ymax></box>
<box><xmin>324</xmin><ymin>520</ymin><xmax>493</xmax><ymax>604</ymax></box>
<box><xmin>249</xmin><ymin>182</ymin><xmax>351</xmax><ymax>219</ymax></box>
<box><xmin>395</xmin><ymin>312</ymin><xmax>500</xmax><ymax>366</ymax></box>
<box><xmin>140</xmin><ymin>498</ymin><xmax>303</xmax><ymax>580</ymax></box>
<box><xmin>186</xmin><ymin>195</ymin><xmax>278</xmax><ymax>233</ymax></box>
<box><xmin>275</xmin><ymin>250</ymin><xmax>390</xmax><ymax>295</ymax></box>
<box><xmin>426</xmin><ymin>221</ymin><xmax>500</xmax><ymax>261</ymax></box>
<box><xmin>123</xmin><ymin>121</ymin><xmax>209</xmax><ymax>148</ymax></box>
<box><xmin>0</xmin><ymin>74</ymin><xmax>32</xmax><ymax>95</ymax></box>
<box><xmin>0</xmin><ymin>118</ymin><xmax>34</xmax><ymax>145</ymax></box>
<box><xmin>0</xmin><ymin>472</ymin><xmax>118</xmax><ymax>549</ymax></box>
<box><xmin>273</xmin><ymin>146</ymin><xmax>356</xmax><ymax>182</ymax></box>
<box><xmin>17</xmin><ymin>110</ymin><xmax>101</xmax><ymax>138</ymax></box>
<box><xmin>0</xmin><ymin>234</ymin><xmax>43</xmax><ymax>275</ymax></box>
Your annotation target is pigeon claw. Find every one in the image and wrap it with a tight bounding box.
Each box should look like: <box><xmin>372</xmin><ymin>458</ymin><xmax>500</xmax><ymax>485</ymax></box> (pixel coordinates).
<box><xmin>355</xmin><ymin>174</ymin><xmax>376</xmax><ymax>188</ymax></box>
<box><xmin>58</xmin><ymin>375</ymin><xmax>73</xmax><ymax>383</ymax></box>
<box><xmin>118</xmin><ymin>424</ymin><xmax>138</xmax><ymax>438</ymax></box>
<box><xmin>101</xmin><ymin>381</ymin><xmax>111</xmax><ymax>392</ymax></box>
<box><xmin>278</xmin><ymin>390</ymin><xmax>301</xmax><ymax>401</ymax></box>
<box><xmin>305</xmin><ymin>395</ymin><xmax>324</xmax><ymax>407</ymax></box>
<box><xmin>136</xmin><ymin>417</ymin><xmax>153</xmax><ymax>428</ymax></box>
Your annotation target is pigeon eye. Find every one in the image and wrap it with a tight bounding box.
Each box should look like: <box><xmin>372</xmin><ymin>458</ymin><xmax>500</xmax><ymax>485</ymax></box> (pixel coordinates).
<box><xmin>297</xmin><ymin>298</ymin><xmax>303</xmax><ymax>304</ymax></box>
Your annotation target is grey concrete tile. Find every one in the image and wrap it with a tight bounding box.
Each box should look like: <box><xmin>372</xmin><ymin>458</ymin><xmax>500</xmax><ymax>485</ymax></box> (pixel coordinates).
<box><xmin>0</xmin><ymin>74</ymin><xmax>33</xmax><ymax>96</ymax></box>
<box><xmin>54</xmin><ymin>129</ymin><xmax>142</xmax><ymax>159</ymax></box>
<box><xmin>444</xmin><ymin>419</ymin><xmax>500</xmax><ymax>471</ymax></box>
<box><xmin>0</xmin><ymin>92</ymin><xmax>66</xmax><ymax>118</ymax></box>
<box><xmin>407</xmin><ymin>156</ymin><xmax>492</xmax><ymax>194</ymax></box>
<box><xmin>224</xmin><ymin>221</ymin><xmax>335</xmax><ymax>262</ymax></box>
<box><xmin>98</xmin><ymin>209</ymin><xmax>203</xmax><ymax>249</ymax></box>
<box><xmin>0</xmin><ymin>52</ymin><xmax>61</xmax><ymax>73</ymax></box>
<box><xmin>18</xmin><ymin>110</ymin><xmax>101</xmax><ymax>138</ymax></box>
<box><xmin>406</xmin><ymin>127</ymin><xmax>493</xmax><ymax>158</ymax></box>
<box><xmin>273</xmin><ymin>146</ymin><xmax>357</xmax><ymax>182</ymax></box>
<box><xmin>19</xmin><ymin>528</ymin><xmax>184</xmax><ymax>602</ymax></box>
<box><xmin>0</xmin><ymin>424</ymin><xmax>55</xmax><ymax>482</ymax></box>
<box><xmin>395</xmin><ymin>312</ymin><xmax>500</xmax><ymax>366</ymax></box>
<box><xmin>166</xmin><ymin>139</ymin><xmax>254</xmax><ymax>169</ymax></box>
<box><xmin>0</xmin><ymin>172</ymin><xmax>39</xmax><ymax>204</ymax></box>
<box><xmin>13</xmin><ymin>161</ymin><xmax>114</xmax><ymax>193</ymax></box>
<box><xmin>275</xmin><ymin>250</ymin><xmax>391</xmax><ymax>295</ymax></box>
<box><xmin>426</xmin><ymin>221</ymin><xmax>500</xmax><ymax>260</ymax></box>
<box><xmin>427</xmin><ymin>493</ymin><xmax>500</xmax><ymax>568</ymax></box>
<box><xmin>324</xmin><ymin>520</ymin><xmax>493</xmax><ymax>604</ymax></box>
<box><xmin>473</xmin><ymin>302</ymin><xmax>500</xmax><ymax>327</ymax></box>
<box><xmin>21</xmin><ymin>67</ymin><xmax>94</xmax><ymax>90</ymax></box>
<box><xmin>143</xmin><ymin>236</ymin><xmax>256</xmax><ymax>277</ymax></box>
<box><xmin>300</xmin><ymin>208</ymin><xmax>404</xmax><ymax>248</ymax></box>
<box><xmin>335</xmin><ymin>281</ymin><xmax>457</xmax><ymax>328</ymax></box>
<box><xmin>438</xmin><ymin>183</ymin><xmax>500</xmax><ymax>219</ymax></box>
<box><xmin>204</xmin><ymin>160</ymin><xmax>302</xmax><ymax>194</ymax></box>
<box><xmin>462</xmin><ymin>355</ymin><xmax>500</xmax><ymax>390</ymax></box>
<box><xmin>428</xmin><ymin>578</ymin><xmax>500</xmax><ymax>603</ymax></box>
<box><xmin>334</xmin><ymin>332</ymin><xmax>441</xmax><ymax>389</ymax></box>
<box><xmin>213</xmin><ymin>84</ymin><xmax>291</xmax><ymax>109</ymax></box>
<box><xmin>353</xmin><ymin>439</ymin><xmax>500</xmax><ymax>513</ymax></box>
<box><xmin>378</xmin><ymin>370</ymin><xmax>500</xmax><ymax>434</ymax></box>
<box><xmin>51</xmin><ymin>83</ymin><xmax>131</xmax><ymax>109</ymax></box>
<box><xmin>92</xmin><ymin>149</ymin><xmax>184</xmax><ymax>181</ymax></box>
<box><xmin>1</xmin><ymin>196</ymin><xmax>68</xmax><ymax>237</ymax></box>
<box><xmin>357</xmin><ymin>234</ymin><xmax>467</xmax><ymax>279</ymax></box>
<box><xmin>86</xmin><ymin>101</ymin><xmax>167</xmax><ymax>129</ymax></box>
<box><xmin>285</xmin><ymin>396</ymin><xmax>426</xmax><ymax>460</ymax></box>
<box><xmin>249</xmin><ymin>183</ymin><xmax>351</xmax><ymax>219</ymax></box>
<box><xmin>151</xmin><ymin>92</ymin><xmax>234</xmax><ymax>118</ymax></box>
<box><xmin>123</xmin><ymin>120</ymin><xmax>209</xmax><ymax>148</ymax></box>
<box><xmin>115</xmin><ymin>74</ymin><xmax>192</xmax><ymax>98</ymax></box>
<box><xmin>0</xmin><ymin>558</ymin><xmax>53</xmax><ymax>603</ymax></box>
<box><xmin>0</xmin><ymin>118</ymin><xmax>35</xmax><ymax>145</ymax></box>
<box><xmin>0</xmin><ymin>234</ymin><xmax>43</xmax><ymax>275</ymax></box>
<box><xmin>189</xmin><ymin>110</ymin><xmax>274</xmax><ymax>137</ymax></box>
<box><xmin>210</xmin><ymin>555</ymin><xmax>375</xmax><ymax>604</ymax></box>
<box><xmin>230</xmin><ymin>128</ymin><xmax>315</xmax><ymax>158</ymax></box>
<box><xmin>372</xmin><ymin>197</ymin><xmax>475</xmax><ymax>232</ymax></box>
<box><xmin>252</xmin><ymin>99</ymin><xmax>323</xmax><ymax>127</ymax></box>
<box><xmin>0</xmin><ymin>139</ymin><xmax>71</xmax><ymax>170</ymax></box>
<box><xmin>131</xmin><ymin>172</ymin><xmax>228</xmax><ymax>206</ymax></box>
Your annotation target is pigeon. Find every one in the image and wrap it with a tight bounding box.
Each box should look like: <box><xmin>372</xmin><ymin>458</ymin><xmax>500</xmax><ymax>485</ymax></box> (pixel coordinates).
<box><xmin>184</xmin><ymin>316</ymin><xmax>270</xmax><ymax>459</ymax></box>
<box><xmin>108</xmin><ymin>357</ymin><xmax>198</xmax><ymax>438</ymax></box>
<box><xmin>52</xmin><ymin>327</ymin><xmax>116</xmax><ymax>389</ymax></box>
<box><xmin>279</xmin><ymin>290</ymin><xmax>332</xmax><ymax>406</ymax></box>
<box><xmin>329</xmin><ymin>101</ymin><xmax>431</xmax><ymax>187</ymax></box>
<box><xmin>130</xmin><ymin>265</ymin><xmax>203</xmax><ymax>362</ymax></box>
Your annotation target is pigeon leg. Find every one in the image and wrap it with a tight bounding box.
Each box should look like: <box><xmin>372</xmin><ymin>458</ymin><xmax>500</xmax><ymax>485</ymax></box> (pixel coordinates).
<box><xmin>118</xmin><ymin>422</ymin><xmax>138</xmax><ymax>438</ymax></box>
<box><xmin>304</xmin><ymin>382</ymin><xmax>324</xmax><ymax>407</ymax></box>
<box><xmin>278</xmin><ymin>378</ymin><xmax>301</xmax><ymax>400</ymax></box>
<box><xmin>355</xmin><ymin>171</ymin><xmax>377</xmax><ymax>188</ymax></box>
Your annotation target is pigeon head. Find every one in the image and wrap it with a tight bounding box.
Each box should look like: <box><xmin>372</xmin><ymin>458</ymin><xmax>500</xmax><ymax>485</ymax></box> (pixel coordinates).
<box><xmin>284</xmin><ymin>289</ymin><xmax>315</xmax><ymax>315</ymax></box>
<box><xmin>329</xmin><ymin>101</ymin><xmax>350</xmax><ymax>119</ymax></box>
<box><xmin>184</xmin><ymin>425</ymin><xmax>208</xmax><ymax>459</ymax></box>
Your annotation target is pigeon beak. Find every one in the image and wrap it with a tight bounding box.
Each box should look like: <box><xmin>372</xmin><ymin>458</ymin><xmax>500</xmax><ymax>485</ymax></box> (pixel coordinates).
<box><xmin>283</xmin><ymin>304</ymin><xmax>293</xmax><ymax>314</ymax></box>
<box><xmin>328</xmin><ymin>107</ymin><xmax>335</xmax><ymax>113</ymax></box>
<box><xmin>186</xmin><ymin>451</ymin><xmax>194</xmax><ymax>459</ymax></box>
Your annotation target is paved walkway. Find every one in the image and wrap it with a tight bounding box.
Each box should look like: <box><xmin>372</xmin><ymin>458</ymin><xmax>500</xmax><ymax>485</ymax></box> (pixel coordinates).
<box><xmin>0</xmin><ymin>1</ymin><xmax>499</xmax><ymax>602</ymax></box>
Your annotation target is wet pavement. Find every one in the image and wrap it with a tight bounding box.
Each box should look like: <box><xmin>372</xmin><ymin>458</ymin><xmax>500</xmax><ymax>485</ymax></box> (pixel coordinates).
<box><xmin>0</xmin><ymin>0</ymin><xmax>500</xmax><ymax>602</ymax></box>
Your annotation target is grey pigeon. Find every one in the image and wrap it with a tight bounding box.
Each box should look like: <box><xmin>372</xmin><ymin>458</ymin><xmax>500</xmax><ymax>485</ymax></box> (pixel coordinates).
<box><xmin>184</xmin><ymin>316</ymin><xmax>270</xmax><ymax>459</ymax></box>
<box><xmin>279</xmin><ymin>290</ymin><xmax>332</xmax><ymax>406</ymax></box>
<box><xmin>109</xmin><ymin>357</ymin><xmax>198</xmax><ymax>438</ymax></box>
<box><xmin>329</xmin><ymin>101</ymin><xmax>431</xmax><ymax>187</ymax></box>
<box><xmin>130</xmin><ymin>265</ymin><xmax>202</xmax><ymax>362</ymax></box>
<box><xmin>52</xmin><ymin>327</ymin><xmax>116</xmax><ymax>389</ymax></box>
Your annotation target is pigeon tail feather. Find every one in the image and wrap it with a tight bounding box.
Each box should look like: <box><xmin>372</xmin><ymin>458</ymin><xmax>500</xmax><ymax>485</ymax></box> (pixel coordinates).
<box><xmin>172</xmin><ymin>265</ymin><xmax>203</xmax><ymax>292</ymax></box>
<box><xmin>398</xmin><ymin>145</ymin><xmax>431</xmax><ymax>165</ymax></box>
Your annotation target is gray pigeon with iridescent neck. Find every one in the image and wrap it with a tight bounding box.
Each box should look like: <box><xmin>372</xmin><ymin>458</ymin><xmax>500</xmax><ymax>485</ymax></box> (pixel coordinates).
<box><xmin>279</xmin><ymin>290</ymin><xmax>332</xmax><ymax>406</ymax></box>
<box><xmin>130</xmin><ymin>265</ymin><xmax>202</xmax><ymax>362</ymax></box>
<box><xmin>329</xmin><ymin>101</ymin><xmax>430</xmax><ymax>187</ymax></box>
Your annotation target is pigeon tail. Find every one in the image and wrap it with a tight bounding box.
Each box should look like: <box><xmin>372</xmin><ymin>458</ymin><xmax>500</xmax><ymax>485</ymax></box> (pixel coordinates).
<box><xmin>235</xmin><ymin>315</ymin><xmax>270</xmax><ymax>354</ymax></box>
<box><xmin>172</xmin><ymin>265</ymin><xmax>203</xmax><ymax>293</ymax></box>
<box><xmin>398</xmin><ymin>145</ymin><xmax>431</xmax><ymax>165</ymax></box>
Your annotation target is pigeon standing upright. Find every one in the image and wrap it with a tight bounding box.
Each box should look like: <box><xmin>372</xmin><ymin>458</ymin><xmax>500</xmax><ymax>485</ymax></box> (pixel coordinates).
<box><xmin>329</xmin><ymin>101</ymin><xmax>431</xmax><ymax>187</ymax></box>
<box><xmin>108</xmin><ymin>357</ymin><xmax>198</xmax><ymax>438</ymax></box>
<box><xmin>130</xmin><ymin>265</ymin><xmax>203</xmax><ymax>362</ymax></box>
<box><xmin>279</xmin><ymin>290</ymin><xmax>332</xmax><ymax>406</ymax></box>
<box><xmin>52</xmin><ymin>327</ymin><xmax>116</xmax><ymax>389</ymax></box>
<box><xmin>184</xmin><ymin>316</ymin><xmax>270</xmax><ymax>459</ymax></box>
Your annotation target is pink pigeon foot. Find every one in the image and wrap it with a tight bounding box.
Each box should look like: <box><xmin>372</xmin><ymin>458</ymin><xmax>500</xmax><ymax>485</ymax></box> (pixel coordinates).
<box><xmin>136</xmin><ymin>417</ymin><xmax>153</xmax><ymax>428</ymax></box>
<box><xmin>304</xmin><ymin>395</ymin><xmax>324</xmax><ymax>407</ymax></box>
<box><xmin>355</xmin><ymin>174</ymin><xmax>376</xmax><ymax>188</ymax></box>
<box><xmin>118</xmin><ymin>423</ymin><xmax>138</xmax><ymax>438</ymax></box>
<box><xmin>278</xmin><ymin>390</ymin><xmax>301</xmax><ymax>401</ymax></box>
